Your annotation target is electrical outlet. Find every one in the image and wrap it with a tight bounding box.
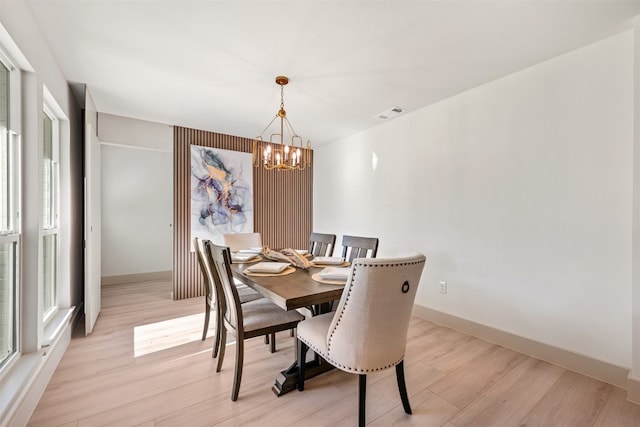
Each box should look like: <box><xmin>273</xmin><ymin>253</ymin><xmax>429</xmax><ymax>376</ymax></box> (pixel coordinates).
<box><xmin>439</xmin><ymin>281</ymin><xmax>447</xmax><ymax>294</ymax></box>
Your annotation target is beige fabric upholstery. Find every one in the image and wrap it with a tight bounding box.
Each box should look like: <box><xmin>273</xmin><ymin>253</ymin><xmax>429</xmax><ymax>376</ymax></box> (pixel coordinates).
<box><xmin>240</xmin><ymin>298</ymin><xmax>306</xmax><ymax>333</ymax></box>
<box><xmin>222</xmin><ymin>232</ymin><xmax>262</xmax><ymax>252</ymax></box>
<box><xmin>297</xmin><ymin>254</ymin><xmax>426</xmax><ymax>374</ymax></box>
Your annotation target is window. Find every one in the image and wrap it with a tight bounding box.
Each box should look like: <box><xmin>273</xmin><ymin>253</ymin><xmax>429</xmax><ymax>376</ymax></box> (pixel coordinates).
<box><xmin>0</xmin><ymin>57</ymin><xmax>19</xmax><ymax>369</ymax></box>
<box><xmin>0</xmin><ymin>23</ymin><xmax>74</xmax><ymax>424</ymax></box>
<box><xmin>42</xmin><ymin>110</ymin><xmax>58</xmax><ymax>320</ymax></box>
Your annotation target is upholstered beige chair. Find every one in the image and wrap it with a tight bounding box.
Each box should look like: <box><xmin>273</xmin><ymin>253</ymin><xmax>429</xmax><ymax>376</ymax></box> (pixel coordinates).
<box><xmin>340</xmin><ymin>235</ymin><xmax>379</xmax><ymax>262</ymax></box>
<box><xmin>193</xmin><ymin>238</ymin><xmax>262</xmax><ymax>349</ymax></box>
<box><xmin>208</xmin><ymin>242</ymin><xmax>305</xmax><ymax>401</ymax></box>
<box><xmin>221</xmin><ymin>232</ymin><xmax>262</xmax><ymax>252</ymax></box>
<box><xmin>309</xmin><ymin>232</ymin><xmax>336</xmax><ymax>257</ymax></box>
<box><xmin>296</xmin><ymin>254</ymin><xmax>426</xmax><ymax>426</ymax></box>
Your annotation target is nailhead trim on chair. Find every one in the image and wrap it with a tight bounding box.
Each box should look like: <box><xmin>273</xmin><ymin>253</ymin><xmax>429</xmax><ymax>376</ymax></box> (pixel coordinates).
<box><xmin>357</xmin><ymin>260</ymin><xmax>425</xmax><ymax>268</ymax></box>
<box><xmin>317</xmin><ymin>258</ymin><xmax>425</xmax><ymax>373</ymax></box>
<box><xmin>299</xmin><ymin>334</ymin><xmax>405</xmax><ymax>373</ymax></box>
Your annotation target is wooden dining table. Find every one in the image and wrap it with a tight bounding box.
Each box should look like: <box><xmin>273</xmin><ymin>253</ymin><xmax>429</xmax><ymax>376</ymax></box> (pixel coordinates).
<box><xmin>230</xmin><ymin>260</ymin><xmax>346</xmax><ymax>396</ymax></box>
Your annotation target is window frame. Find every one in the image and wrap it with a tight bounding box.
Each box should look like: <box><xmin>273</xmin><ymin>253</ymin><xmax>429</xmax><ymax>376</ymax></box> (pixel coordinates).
<box><xmin>41</xmin><ymin>107</ymin><xmax>59</xmax><ymax>322</ymax></box>
<box><xmin>0</xmin><ymin>48</ymin><xmax>21</xmax><ymax>376</ymax></box>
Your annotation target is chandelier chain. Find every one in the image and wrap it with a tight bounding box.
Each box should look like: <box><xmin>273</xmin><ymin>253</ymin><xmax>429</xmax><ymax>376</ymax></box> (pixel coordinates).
<box><xmin>280</xmin><ymin>84</ymin><xmax>285</xmax><ymax>111</ymax></box>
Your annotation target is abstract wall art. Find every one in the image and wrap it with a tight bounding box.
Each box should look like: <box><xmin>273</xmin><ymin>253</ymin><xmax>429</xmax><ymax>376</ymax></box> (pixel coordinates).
<box><xmin>190</xmin><ymin>145</ymin><xmax>253</xmax><ymax>243</ymax></box>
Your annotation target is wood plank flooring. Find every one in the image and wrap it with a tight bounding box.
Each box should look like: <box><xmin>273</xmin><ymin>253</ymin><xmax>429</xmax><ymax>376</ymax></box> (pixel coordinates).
<box><xmin>28</xmin><ymin>279</ymin><xmax>640</xmax><ymax>426</ymax></box>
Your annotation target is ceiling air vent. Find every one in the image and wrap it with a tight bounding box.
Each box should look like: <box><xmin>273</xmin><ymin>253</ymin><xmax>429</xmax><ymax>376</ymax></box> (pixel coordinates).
<box><xmin>375</xmin><ymin>106</ymin><xmax>406</xmax><ymax>120</ymax></box>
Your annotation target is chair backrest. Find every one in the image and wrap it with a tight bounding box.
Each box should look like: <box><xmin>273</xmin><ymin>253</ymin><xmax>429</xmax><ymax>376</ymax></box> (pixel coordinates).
<box><xmin>207</xmin><ymin>242</ymin><xmax>242</xmax><ymax>335</ymax></box>
<box><xmin>325</xmin><ymin>254</ymin><xmax>426</xmax><ymax>373</ymax></box>
<box><xmin>222</xmin><ymin>232</ymin><xmax>262</xmax><ymax>252</ymax></box>
<box><xmin>194</xmin><ymin>237</ymin><xmax>215</xmax><ymax>302</ymax></box>
<box><xmin>340</xmin><ymin>235</ymin><xmax>379</xmax><ymax>262</ymax></box>
<box><xmin>309</xmin><ymin>232</ymin><xmax>336</xmax><ymax>257</ymax></box>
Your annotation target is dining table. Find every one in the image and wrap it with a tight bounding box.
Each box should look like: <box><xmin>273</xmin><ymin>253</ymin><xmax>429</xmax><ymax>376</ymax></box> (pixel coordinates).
<box><xmin>230</xmin><ymin>258</ymin><xmax>347</xmax><ymax>396</ymax></box>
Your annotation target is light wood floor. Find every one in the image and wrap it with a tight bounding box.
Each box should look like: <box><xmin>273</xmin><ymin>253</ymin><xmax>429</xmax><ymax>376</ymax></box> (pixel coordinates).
<box><xmin>29</xmin><ymin>279</ymin><xmax>640</xmax><ymax>426</ymax></box>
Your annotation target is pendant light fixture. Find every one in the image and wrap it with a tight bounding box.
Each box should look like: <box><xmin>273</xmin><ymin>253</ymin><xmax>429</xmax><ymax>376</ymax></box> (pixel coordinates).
<box><xmin>252</xmin><ymin>76</ymin><xmax>311</xmax><ymax>171</ymax></box>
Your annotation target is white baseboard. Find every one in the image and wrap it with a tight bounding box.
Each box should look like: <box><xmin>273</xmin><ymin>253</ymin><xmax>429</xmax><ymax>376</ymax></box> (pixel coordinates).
<box><xmin>412</xmin><ymin>304</ymin><xmax>629</xmax><ymax>390</ymax></box>
<box><xmin>101</xmin><ymin>270</ymin><xmax>172</xmax><ymax>286</ymax></box>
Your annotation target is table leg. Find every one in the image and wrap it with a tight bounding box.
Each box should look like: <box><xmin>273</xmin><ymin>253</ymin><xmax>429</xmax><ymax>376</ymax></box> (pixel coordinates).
<box><xmin>272</xmin><ymin>356</ymin><xmax>334</xmax><ymax>396</ymax></box>
<box><xmin>272</xmin><ymin>302</ymin><xmax>334</xmax><ymax>396</ymax></box>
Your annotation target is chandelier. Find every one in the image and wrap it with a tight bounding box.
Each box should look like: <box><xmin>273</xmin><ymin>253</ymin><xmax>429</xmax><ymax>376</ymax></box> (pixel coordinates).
<box><xmin>252</xmin><ymin>76</ymin><xmax>312</xmax><ymax>171</ymax></box>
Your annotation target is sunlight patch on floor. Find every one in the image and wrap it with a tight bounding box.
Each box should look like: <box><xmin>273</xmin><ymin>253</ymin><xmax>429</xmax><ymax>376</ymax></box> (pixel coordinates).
<box><xmin>133</xmin><ymin>313</ymin><xmax>206</xmax><ymax>357</ymax></box>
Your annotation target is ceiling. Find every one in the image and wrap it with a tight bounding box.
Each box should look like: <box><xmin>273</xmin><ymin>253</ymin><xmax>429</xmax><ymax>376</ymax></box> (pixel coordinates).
<box><xmin>26</xmin><ymin>0</ymin><xmax>640</xmax><ymax>147</ymax></box>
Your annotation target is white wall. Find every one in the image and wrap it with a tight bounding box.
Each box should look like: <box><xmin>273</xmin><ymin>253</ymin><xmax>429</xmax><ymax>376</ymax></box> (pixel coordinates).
<box><xmin>0</xmin><ymin>2</ymin><xmax>71</xmax><ymax>113</ymax></box>
<box><xmin>98</xmin><ymin>112</ymin><xmax>172</xmax><ymax>152</ymax></box>
<box><xmin>314</xmin><ymin>30</ymin><xmax>634</xmax><ymax>368</ymax></box>
<box><xmin>98</xmin><ymin>114</ymin><xmax>173</xmax><ymax>277</ymax></box>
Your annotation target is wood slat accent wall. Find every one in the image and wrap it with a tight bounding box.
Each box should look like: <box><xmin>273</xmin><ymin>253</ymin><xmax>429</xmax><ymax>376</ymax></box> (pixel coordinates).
<box><xmin>173</xmin><ymin>126</ymin><xmax>313</xmax><ymax>300</ymax></box>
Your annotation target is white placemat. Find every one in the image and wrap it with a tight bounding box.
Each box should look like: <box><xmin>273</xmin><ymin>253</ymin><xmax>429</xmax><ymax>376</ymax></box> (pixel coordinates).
<box><xmin>243</xmin><ymin>266</ymin><xmax>296</xmax><ymax>277</ymax></box>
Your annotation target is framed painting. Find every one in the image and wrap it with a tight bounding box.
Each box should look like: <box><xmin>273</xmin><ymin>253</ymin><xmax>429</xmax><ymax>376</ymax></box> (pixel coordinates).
<box><xmin>190</xmin><ymin>145</ymin><xmax>253</xmax><ymax>245</ymax></box>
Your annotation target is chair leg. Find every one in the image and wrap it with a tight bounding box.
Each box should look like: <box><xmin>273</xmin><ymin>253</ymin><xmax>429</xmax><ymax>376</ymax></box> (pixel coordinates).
<box><xmin>297</xmin><ymin>339</ymin><xmax>308</xmax><ymax>391</ymax></box>
<box><xmin>270</xmin><ymin>333</ymin><xmax>276</xmax><ymax>353</ymax></box>
<box><xmin>395</xmin><ymin>361</ymin><xmax>412</xmax><ymax>415</ymax></box>
<box><xmin>202</xmin><ymin>300</ymin><xmax>210</xmax><ymax>341</ymax></box>
<box><xmin>359</xmin><ymin>374</ymin><xmax>366</xmax><ymax>427</ymax></box>
<box><xmin>264</xmin><ymin>334</ymin><xmax>269</xmax><ymax>345</ymax></box>
<box><xmin>213</xmin><ymin>308</ymin><xmax>222</xmax><ymax>359</ymax></box>
<box><xmin>231</xmin><ymin>336</ymin><xmax>244</xmax><ymax>401</ymax></box>
<box><xmin>216</xmin><ymin>326</ymin><xmax>226</xmax><ymax>371</ymax></box>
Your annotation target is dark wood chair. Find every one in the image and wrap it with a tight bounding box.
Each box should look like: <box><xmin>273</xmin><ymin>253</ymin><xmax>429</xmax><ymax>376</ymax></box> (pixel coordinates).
<box><xmin>220</xmin><ymin>232</ymin><xmax>279</xmax><ymax>349</ymax></box>
<box><xmin>297</xmin><ymin>254</ymin><xmax>427</xmax><ymax>426</ymax></box>
<box><xmin>207</xmin><ymin>242</ymin><xmax>305</xmax><ymax>401</ymax></box>
<box><xmin>309</xmin><ymin>232</ymin><xmax>336</xmax><ymax>257</ymax></box>
<box><xmin>193</xmin><ymin>238</ymin><xmax>261</xmax><ymax>347</ymax></box>
<box><xmin>341</xmin><ymin>235</ymin><xmax>379</xmax><ymax>262</ymax></box>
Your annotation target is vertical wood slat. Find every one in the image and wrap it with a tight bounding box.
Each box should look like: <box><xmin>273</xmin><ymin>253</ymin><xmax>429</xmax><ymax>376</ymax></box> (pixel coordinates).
<box><xmin>173</xmin><ymin>126</ymin><xmax>313</xmax><ymax>300</ymax></box>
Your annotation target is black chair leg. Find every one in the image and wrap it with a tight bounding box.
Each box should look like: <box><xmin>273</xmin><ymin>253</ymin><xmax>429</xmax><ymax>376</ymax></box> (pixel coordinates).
<box><xmin>231</xmin><ymin>336</ymin><xmax>244</xmax><ymax>401</ymax></box>
<box><xmin>212</xmin><ymin>309</ymin><xmax>222</xmax><ymax>358</ymax></box>
<box><xmin>202</xmin><ymin>301</ymin><xmax>210</xmax><ymax>341</ymax></box>
<box><xmin>359</xmin><ymin>374</ymin><xmax>366</xmax><ymax>427</ymax></box>
<box><xmin>264</xmin><ymin>334</ymin><xmax>269</xmax><ymax>344</ymax></box>
<box><xmin>297</xmin><ymin>340</ymin><xmax>308</xmax><ymax>391</ymax></box>
<box><xmin>216</xmin><ymin>326</ymin><xmax>226</xmax><ymax>370</ymax></box>
<box><xmin>269</xmin><ymin>333</ymin><xmax>276</xmax><ymax>353</ymax></box>
<box><xmin>396</xmin><ymin>361</ymin><xmax>412</xmax><ymax>414</ymax></box>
